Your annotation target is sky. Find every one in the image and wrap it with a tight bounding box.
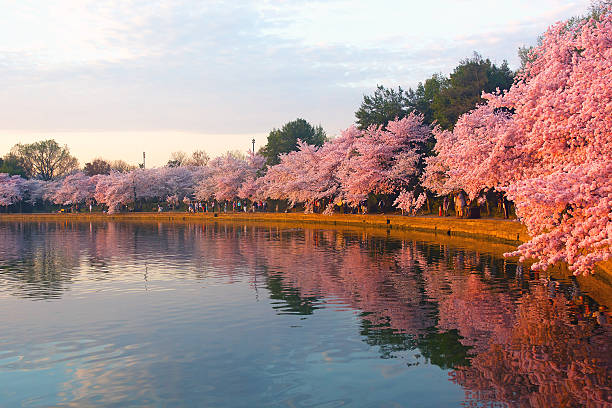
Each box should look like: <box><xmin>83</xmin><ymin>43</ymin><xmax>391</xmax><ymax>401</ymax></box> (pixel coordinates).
<box><xmin>0</xmin><ymin>0</ymin><xmax>591</xmax><ymax>167</ymax></box>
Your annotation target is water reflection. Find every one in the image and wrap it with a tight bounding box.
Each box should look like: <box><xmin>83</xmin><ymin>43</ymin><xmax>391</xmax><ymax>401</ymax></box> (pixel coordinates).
<box><xmin>0</xmin><ymin>221</ymin><xmax>610</xmax><ymax>407</ymax></box>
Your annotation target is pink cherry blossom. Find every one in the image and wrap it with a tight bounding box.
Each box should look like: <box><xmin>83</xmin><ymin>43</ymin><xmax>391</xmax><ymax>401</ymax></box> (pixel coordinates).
<box><xmin>337</xmin><ymin>114</ymin><xmax>431</xmax><ymax>206</ymax></box>
<box><xmin>423</xmin><ymin>10</ymin><xmax>612</xmax><ymax>274</ymax></box>
<box><xmin>0</xmin><ymin>173</ymin><xmax>23</xmax><ymax>207</ymax></box>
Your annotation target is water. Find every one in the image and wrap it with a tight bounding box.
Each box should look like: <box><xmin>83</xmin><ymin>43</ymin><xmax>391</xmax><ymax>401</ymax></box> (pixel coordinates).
<box><xmin>0</xmin><ymin>221</ymin><xmax>610</xmax><ymax>407</ymax></box>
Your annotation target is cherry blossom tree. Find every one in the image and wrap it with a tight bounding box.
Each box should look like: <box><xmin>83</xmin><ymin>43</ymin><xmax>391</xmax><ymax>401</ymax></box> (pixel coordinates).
<box><xmin>238</xmin><ymin>152</ymin><xmax>266</xmax><ymax>201</ymax></box>
<box><xmin>423</xmin><ymin>10</ymin><xmax>612</xmax><ymax>274</ymax></box>
<box><xmin>493</xmin><ymin>11</ymin><xmax>611</xmax><ymax>274</ymax></box>
<box><xmin>257</xmin><ymin>127</ymin><xmax>360</xmax><ymax>213</ymax></box>
<box><xmin>20</xmin><ymin>179</ymin><xmax>45</xmax><ymax>205</ymax></box>
<box><xmin>496</xmin><ymin>11</ymin><xmax>611</xmax><ymax>275</ymax></box>
<box><xmin>0</xmin><ymin>173</ymin><xmax>23</xmax><ymax>208</ymax></box>
<box><xmin>258</xmin><ymin>141</ymin><xmax>323</xmax><ymax>208</ymax></box>
<box><xmin>155</xmin><ymin>166</ymin><xmax>208</xmax><ymax>202</ymax></box>
<box><xmin>337</xmin><ymin>114</ymin><xmax>430</xmax><ymax>206</ymax></box>
<box><xmin>94</xmin><ymin>172</ymin><xmax>135</xmax><ymax>213</ymax></box>
<box><xmin>393</xmin><ymin>190</ymin><xmax>427</xmax><ymax>215</ymax></box>
<box><xmin>48</xmin><ymin>172</ymin><xmax>98</xmax><ymax>206</ymax></box>
<box><xmin>195</xmin><ymin>152</ymin><xmax>264</xmax><ymax>202</ymax></box>
<box><xmin>422</xmin><ymin>105</ymin><xmax>521</xmax><ymax>199</ymax></box>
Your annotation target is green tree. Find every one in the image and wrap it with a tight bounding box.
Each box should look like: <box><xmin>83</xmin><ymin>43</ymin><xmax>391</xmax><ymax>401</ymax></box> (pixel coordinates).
<box><xmin>431</xmin><ymin>53</ymin><xmax>514</xmax><ymax>129</ymax></box>
<box><xmin>260</xmin><ymin>119</ymin><xmax>327</xmax><ymax>166</ymax></box>
<box><xmin>11</xmin><ymin>139</ymin><xmax>79</xmax><ymax>180</ymax></box>
<box><xmin>406</xmin><ymin>74</ymin><xmax>447</xmax><ymax>126</ymax></box>
<box><xmin>0</xmin><ymin>154</ymin><xmax>27</xmax><ymax>177</ymax></box>
<box><xmin>355</xmin><ymin>85</ymin><xmax>410</xmax><ymax>129</ymax></box>
<box><xmin>84</xmin><ymin>158</ymin><xmax>111</xmax><ymax>176</ymax></box>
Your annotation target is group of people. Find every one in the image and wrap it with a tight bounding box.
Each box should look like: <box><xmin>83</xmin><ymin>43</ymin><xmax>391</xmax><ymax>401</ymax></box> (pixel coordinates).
<box><xmin>438</xmin><ymin>193</ymin><xmax>468</xmax><ymax>218</ymax></box>
<box><xmin>183</xmin><ymin>200</ymin><xmax>270</xmax><ymax>214</ymax></box>
<box><xmin>438</xmin><ymin>192</ymin><xmax>513</xmax><ymax>219</ymax></box>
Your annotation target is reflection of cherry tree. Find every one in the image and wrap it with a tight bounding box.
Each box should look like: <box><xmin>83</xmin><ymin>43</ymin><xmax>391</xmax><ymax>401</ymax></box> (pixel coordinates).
<box><xmin>435</xmin><ymin>273</ymin><xmax>516</xmax><ymax>353</ymax></box>
<box><xmin>241</xmin><ymin>232</ymin><xmax>437</xmax><ymax>336</ymax></box>
<box><xmin>0</xmin><ymin>222</ymin><xmax>86</xmax><ymax>299</ymax></box>
<box><xmin>451</xmin><ymin>285</ymin><xmax>612</xmax><ymax>407</ymax></box>
<box><xmin>1</xmin><ymin>219</ymin><xmax>610</xmax><ymax>399</ymax></box>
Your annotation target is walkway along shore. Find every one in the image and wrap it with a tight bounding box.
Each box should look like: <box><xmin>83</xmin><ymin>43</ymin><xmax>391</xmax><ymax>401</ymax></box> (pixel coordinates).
<box><xmin>1</xmin><ymin>212</ymin><xmax>529</xmax><ymax>242</ymax></box>
<box><xmin>1</xmin><ymin>211</ymin><xmax>611</xmax><ymax>305</ymax></box>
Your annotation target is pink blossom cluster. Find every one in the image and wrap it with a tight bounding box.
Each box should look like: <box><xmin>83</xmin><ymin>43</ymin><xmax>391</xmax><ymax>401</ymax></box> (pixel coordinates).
<box><xmin>0</xmin><ymin>153</ymin><xmax>263</xmax><ymax>213</ymax></box>
<box><xmin>0</xmin><ymin>174</ymin><xmax>23</xmax><ymax>207</ymax></box>
<box><xmin>1</xmin><ymin>11</ymin><xmax>609</xmax><ymax>274</ymax></box>
<box><xmin>422</xmin><ymin>10</ymin><xmax>611</xmax><ymax>275</ymax></box>
<box><xmin>0</xmin><ymin>174</ymin><xmax>44</xmax><ymax>207</ymax></box>
<box><xmin>0</xmin><ymin>115</ymin><xmax>430</xmax><ymax>216</ymax></box>
<box><xmin>258</xmin><ymin>114</ymin><xmax>431</xmax><ymax>209</ymax></box>
<box><xmin>393</xmin><ymin>190</ymin><xmax>427</xmax><ymax>215</ymax></box>
<box><xmin>195</xmin><ymin>152</ymin><xmax>265</xmax><ymax>202</ymax></box>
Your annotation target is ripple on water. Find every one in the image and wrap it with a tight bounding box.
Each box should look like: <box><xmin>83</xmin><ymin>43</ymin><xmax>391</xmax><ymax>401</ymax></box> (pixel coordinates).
<box><xmin>0</xmin><ymin>221</ymin><xmax>610</xmax><ymax>407</ymax></box>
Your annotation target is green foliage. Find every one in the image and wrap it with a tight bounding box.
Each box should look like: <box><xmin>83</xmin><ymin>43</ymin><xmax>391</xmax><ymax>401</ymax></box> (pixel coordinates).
<box><xmin>431</xmin><ymin>53</ymin><xmax>514</xmax><ymax>130</ymax></box>
<box><xmin>360</xmin><ymin>314</ymin><xmax>416</xmax><ymax>358</ymax></box>
<box><xmin>416</xmin><ymin>329</ymin><xmax>473</xmax><ymax>369</ymax></box>
<box><xmin>355</xmin><ymin>85</ymin><xmax>410</xmax><ymax>129</ymax></box>
<box><xmin>266</xmin><ymin>274</ymin><xmax>321</xmax><ymax>315</ymax></box>
<box><xmin>0</xmin><ymin>154</ymin><xmax>27</xmax><ymax>177</ymax></box>
<box><xmin>355</xmin><ymin>54</ymin><xmax>514</xmax><ymax>131</ymax></box>
<box><xmin>10</xmin><ymin>139</ymin><xmax>79</xmax><ymax>180</ymax></box>
<box><xmin>406</xmin><ymin>74</ymin><xmax>447</xmax><ymax>126</ymax></box>
<box><xmin>359</xmin><ymin>315</ymin><xmax>472</xmax><ymax>368</ymax></box>
<box><xmin>260</xmin><ymin>118</ymin><xmax>327</xmax><ymax>166</ymax></box>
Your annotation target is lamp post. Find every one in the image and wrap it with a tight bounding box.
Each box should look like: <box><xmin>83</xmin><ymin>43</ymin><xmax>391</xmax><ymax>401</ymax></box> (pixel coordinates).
<box><xmin>252</xmin><ymin>138</ymin><xmax>255</xmax><ymax>154</ymax></box>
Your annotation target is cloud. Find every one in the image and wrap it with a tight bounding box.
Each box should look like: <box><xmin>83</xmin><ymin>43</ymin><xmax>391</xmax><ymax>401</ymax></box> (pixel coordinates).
<box><xmin>0</xmin><ymin>0</ymin><xmax>592</xmax><ymax>162</ymax></box>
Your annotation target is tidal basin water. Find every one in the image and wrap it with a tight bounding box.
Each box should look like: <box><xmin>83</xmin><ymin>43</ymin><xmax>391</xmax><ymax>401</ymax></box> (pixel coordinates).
<box><xmin>0</xmin><ymin>221</ymin><xmax>610</xmax><ymax>407</ymax></box>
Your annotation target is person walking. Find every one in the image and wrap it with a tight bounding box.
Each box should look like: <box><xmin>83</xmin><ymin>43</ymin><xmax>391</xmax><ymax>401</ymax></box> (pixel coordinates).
<box><xmin>458</xmin><ymin>192</ymin><xmax>467</xmax><ymax>218</ymax></box>
<box><xmin>455</xmin><ymin>192</ymin><xmax>466</xmax><ymax>218</ymax></box>
<box><xmin>454</xmin><ymin>194</ymin><xmax>460</xmax><ymax>217</ymax></box>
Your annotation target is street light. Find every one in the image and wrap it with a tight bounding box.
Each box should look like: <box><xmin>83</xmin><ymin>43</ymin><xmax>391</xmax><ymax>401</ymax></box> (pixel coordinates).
<box><xmin>252</xmin><ymin>138</ymin><xmax>255</xmax><ymax>154</ymax></box>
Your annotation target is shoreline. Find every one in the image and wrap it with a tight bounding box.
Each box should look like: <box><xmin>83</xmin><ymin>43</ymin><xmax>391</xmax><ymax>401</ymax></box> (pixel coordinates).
<box><xmin>0</xmin><ymin>211</ymin><xmax>528</xmax><ymax>243</ymax></box>
<box><xmin>1</xmin><ymin>211</ymin><xmax>610</xmax><ymax>287</ymax></box>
